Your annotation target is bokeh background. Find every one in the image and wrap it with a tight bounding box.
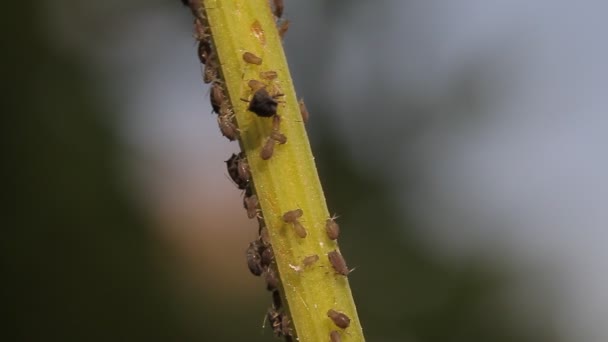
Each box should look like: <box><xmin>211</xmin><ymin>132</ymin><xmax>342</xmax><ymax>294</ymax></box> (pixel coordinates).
<box><xmin>5</xmin><ymin>0</ymin><xmax>607</xmax><ymax>341</ymax></box>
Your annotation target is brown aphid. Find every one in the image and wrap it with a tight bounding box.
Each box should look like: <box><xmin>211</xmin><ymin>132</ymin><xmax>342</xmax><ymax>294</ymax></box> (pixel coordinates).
<box><xmin>203</xmin><ymin>61</ymin><xmax>217</xmax><ymax>83</ymax></box>
<box><xmin>260</xmin><ymin>247</ymin><xmax>274</xmax><ymax>267</ymax></box>
<box><xmin>260</xmin><ymin>226</ymin><xmax>271</xmax><ymax>245</ymax></box>
<box><xmin>236</xmin><ymin>154</ymin><xmax>250</xmax><ymax>183</ymax></box>
<box><xmin>243</xmin><ymin>194</ymin><xmax>259</xmax><ymax>219</ymax></box>
<box><xmin>267</xmin><ymin>308</ymin><xmax>282</xmax><ymax>336</ymax></box>
<box><xmin>245</xmin><ymin>241</ymin><xmax>263</xmax><ymax>276</ymax></box>
<box><xmin>217</xmin><ymin>115</ymin><xmax>239</xmax><ymax>141</ymax></box>
<box><xmin>198</xmin><ymin>39</ymin><xmax>212</xmax><ymax>64</ymax></box>
<box><xmin>272</xmin><ymin>114</ymin><xmax>281</xmax><ymax>131</ymax></box>
<box><xmin>282</xmin><ymin>209</ymin><xmax>303</xmax><ymax>223</ymax></box>
<box><xmin>248</xmin><ymin>88</ymin><xmax>279</xmax><ymax>117</ymax></box>
<box><xmin>326</xmin><ymin>215</ymin><xmax>340</xmax><ymax>240</ymax></box>
<box><xmin>272</xmin><ymin>0</ymin><xmax>284</xmax><ymax>18</ymax></box>
<box><xmin>328</xmin><ymin>250</ymin><xmax>350</xmax><ymax>276</ymax></box>
<box><xmin>278</xmin><ymin>19</ymin><xmax>290</xmax><ymax>39</ymax></box>
<box><xmin>270</xmin><ymin>131</ymin><xmax>287</xmax><ymax>144</ymax></box>
<box><xmin>279</xmin><ymin>313</ymin><xmax>293</xmax><ymax>337</ymax></box>
<box><xmin>293</xmin><ymin>221</ymin><xmax>307</xmax><ymax>238</ymax></box>
<box><xmin>260</xmin><ymin>137</ymin><xmax>275</xmax><ymax>160</ymax></box>
<box><xmin>302</xmin><ymin>254</ymin><xmax>319</xmax><ymax>267</ymax></box>
<box><xmin>193</xmin><ymin>17</ymin><xmax>209</xmax><ymax>41</ymax></box>
<box><xmin>264</xmin><ymin>268</ymin><xmax>279</xmax><ymax>291</ymax></box>
<box><xmin>210</xmin><ymin>82</ymin><xmax>224</xmax><ymax>113</ymax></box>
<box><xmin>298</xmin><ymin>98</ymin><xmax>309</xmax><ymax>123</ymax></box>
<box><xmin>330</xmin><ymin>331</ymin><xmax>342</xmax><ymax>342</ymax></box>
<box><xmin>327</xmin><ymin>309</ymin><xmax>351</xmax><ymax>329</ymax></box>
<box><xmin>260</xmin><ymin>70</ymin><xmax>278</xmax><ymax>80</ymax></box>
<box><xmin>248</xmin><ymin>79</ymin><xmax>266</xmax><ymax>92</ymax></box>
<box><xmin>225</xmin><ymin>153</ymin><xmax>248</xmax><ymax>189</ymax></box>
<box><xmin>242</xmin><ymin>51</ymin><xmax>263</xmax><ymax>65</ymax></box>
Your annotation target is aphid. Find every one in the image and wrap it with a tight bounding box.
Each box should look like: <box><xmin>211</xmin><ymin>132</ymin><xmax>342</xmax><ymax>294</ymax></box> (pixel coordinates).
<box><xmin>246</xmin><ymin>241</ymin><xmax>263</xmax><ymax>276</ymax></box>
<box><xmin>327</xmin><ymin>309</ymin><xmax>351</xmax><ymax>329</ymax></box>
<box><xmin>279</xmin><ymin>313</ymin><xmax>293</xmax><ymax>337</ymax></box>
<box><xmin>298</xmin><ymin>98</ymin><xmax>309</xmax><ymax>123</ymax></box>
<box><xmin>193</xmin><ymin>17</ymin><xmax>208</xmax><ymax>41</ymax></box>
<box><xmin>260</xmin><ymin>226</ymin><xmax>271</xmax><ymax>245</ymax></box>
<box><xmin>267</xmin><ymin>308</ymin><xmax>282</xmax><ymax>336</ymax></box>
<box><xmin>198</xmin><ymin>39</ymin><xmax>212</xmax><ymax>65</ymax></box>
<box><xmin>243</xmin><ymin>194</ymin><xmax>259</xmax><ymax>219</ymax></box>
<box><xmin>260</xmin><ymin>247</ymin><xmax>274</xmax><ymax>267</ymax></box>
<box><xmin>273</xmin><ymin>0</ymin><xmax>284</xmax><ymax>18</ymax></box>
<box><xmin>282</xmin><ymin>209</ymin><xmax>303</xmax><ymax>223</ymax></box>
<box><xmin>225</xmin><ymin>153</ymin><xmax>247</xmax><ymax>189</ymax></box>
<box><xmin>210</xmin><ymin>82</ymin><xmax>224</xmax><ymax>113</ymax></box>
<box><xmin>265</xmin><ymin>268</ymin><xmax>279</xmax><ymax>291</ymax></box>
<box><xmin>242</xmin><ymin>52</ymin><xmax>263</xmax><ymax>65</ymax></box>
<box><xmin>180</xmin><ymin>0</ymin><xmax>189</xmax><ymax>6</ymax></box>
<box><xmin>260</xmin><ymin>137</ymin><xmax>275</xmax><ymax>160</ymax></box>
<box><xmin>236</xmin><ymin>154</ymin><xmax>250</xmax><ymax>183</ymax></box>
<box><xmin>278</xmin><ymin>19</ymin><xmax>290</xmax><ymax>39</ymax></box>
<box><xmin>203</xmin><ymin>61</ymin><xmax>217</xmax><ymax>83</ymax></box>
<box><xmin>302</xmin><ymin>254</ymin><xmax>319</xmax><ymax>267</ymax></box>
<box><xmin>328</xmin><ymin>250</ymin><xmax>350</xmax><ymax>276</ymax></box>
<box><xmin>248</xmin><ymin>79</ymin><xmax>266</xmax><ymax>92</ymax></box>
<box><xmin>260</xmin><ymin>70</ymin><xmax>278</xmax><ymax>80</ymax></box>
<box><xmin>248</xmin><ymin>88</ymin><xmax>280</xmax><ymax>117</ymax></box>
<box><xmin>217</xmin><ymin>115</ymin><xmax>239</xmax><ymax>141</ymax></box>
<box><xmin>326</xmin><ymin>215</ymin><xmax>340</xmax><ymax>240</ymax></box>
<box><xmin>270</xmin><ymin>131</ymin><xmax>287</xmax><ymax>144</ymax></box>
<box><xmin>272</xmin><ymin>114</ymin><xmax>281</xmax><ymax>131</ymax></box>
<box><xmin>293</xmin><ymin>221</ymin><xmax>307</xmax><ymax>238</ymax></box>
<box><xmin>271</xmin><ymin>289</ymin><xmax>282</xmax><ymax>309</ymax></box>
<box><xmin>330</xmin><ymin>330</ymin><xmax>341</xmax><ymax>342</ymax></box>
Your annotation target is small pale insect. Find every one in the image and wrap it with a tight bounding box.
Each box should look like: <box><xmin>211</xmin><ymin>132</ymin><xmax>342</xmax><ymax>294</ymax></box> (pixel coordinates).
<box><xmin>327</xmin><ymin>309</ymin><xmax>351</xmax><ymax>329</ymax></box>
<box><xmin>272</xmin><ymin>0</ymin><xmax>284</xmax><ymax>18</ymax></box>
<box><xmin>260</xmin><ymin>70</ymin><xmax>278</xmax><ymax>80</ymax></box>
<box><xmin>330</xmin><ymin>330</ymin><xmax>341</xmax><ymax>342</ymax></box>
<box><xmin>243</xmin><ymin>194</ymin><xmax>259</xmax><ymax>219</ymax></box>
<box><xmin>248</xmin><ymin>88</ymin><xmax>279</xmax><ymax>117</ymax></box>
<box><xmin>326</xmin><ymin>215</ymin><xmax>340</xmax><ymax>240</ymax></box>
<box><xmin>246</xmin><ymin>241</ymin><xmax>263</xmax><ymax>276</ymax></box>
<box><xmin>272</xmin><ymin>114</ymin><xmax>281</xmax><ymax>131</ymax></box>
<box><xmin>328</xmin><ymin>250</ymin><xmax>350</xmax><ymax>276</ymax></box>
<box><xmin>225</xmin><ymin>153</ymin><xmax>248</xmax><ymax>189</ymax></box>
<box><xmin>279</xmin><ymin>313</ymin><xmax>293</xmax><ymax>337</ymax></box>
<box><xmin>282</xmin><ymin>209</ymin><xmax>303</xmax><ymax>223</ymax></box>
<box><xmin>260</xmin><ymin>226</ymin><xmax>271</xmax><ymax>245</ymax></box>
<box><xmin>248</xmin><ymin>79</ymin><xmax>266</xmax><ymax>92</ymax></box>
<box><xmin>242</xmin><ymin>52</ymin><xmax>263</xmax><ymax>65</ymax></box>
<box><xmin>302</xmin><ymin>254</ymin><xmax>319</xmax><ymax>267</ymax></box>
<box><xmin>267</xmin><ymin>308</ymin><xmax>282</xmax><ymax>336</ymax></box>
<box><xmin>270</xmin><ymin>131</ymin><xmax>287</xmax><ymax>144</ymax></box>
<box><xmin>278</xmin><ymin>19</ymin><xmax>290</xmax><ymax>39</ymax></box>
<box><xmin>298</xmin><ymin>98</ymin><xmax>309</xmax><ymax>123</ymax></box>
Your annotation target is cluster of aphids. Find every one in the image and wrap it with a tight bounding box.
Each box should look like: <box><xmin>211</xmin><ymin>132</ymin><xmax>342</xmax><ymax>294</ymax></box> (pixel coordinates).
<box><xmin>181</xmin><ymin>1</ymin><xmax>349</xmax><ymax>341</ymax></box>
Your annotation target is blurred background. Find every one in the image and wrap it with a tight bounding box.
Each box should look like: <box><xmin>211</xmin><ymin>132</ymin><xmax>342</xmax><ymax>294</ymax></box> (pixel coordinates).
<box><xmin>5</xmin><ymin>0</ymin><xmax>607</xmax><ymax>341</ymax></box>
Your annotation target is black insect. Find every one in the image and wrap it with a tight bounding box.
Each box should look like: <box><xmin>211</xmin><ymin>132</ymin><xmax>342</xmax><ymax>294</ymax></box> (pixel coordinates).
<box><xmin>273</xmin><ymin>0</ymin><xmax>284</xmax><ymax>18</ymax></box>
<box><xmin>248</xmin><ymin>88</ymin><xmax>280</xmax><ymax>117</ymax></box>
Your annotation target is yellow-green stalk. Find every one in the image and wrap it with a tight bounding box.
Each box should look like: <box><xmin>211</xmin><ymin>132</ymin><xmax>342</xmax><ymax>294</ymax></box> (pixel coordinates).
<box><xmin>199</xmin><ymin>0</ymin><xmax>364</xmax><ymax>340</ymax></box>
